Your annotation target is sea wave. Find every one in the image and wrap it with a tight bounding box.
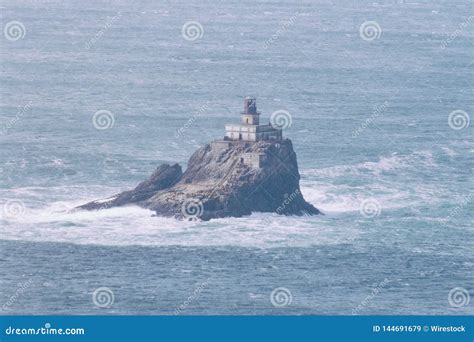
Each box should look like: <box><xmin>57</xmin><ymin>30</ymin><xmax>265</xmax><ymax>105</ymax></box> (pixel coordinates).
<box><xmin>0</xmin><ymin>150</ymin><xmax>454</xmax><ymax>247</ymax></box>
<box><xmin>301</xmin><ymin>150</ymin><xmax>436</xmax><ymax>178</ymax></box>
<box><xmin>299</xmin><ymin>150</ymin><xmax>446</xmax><ymax>213</ymax></box>
<box><xmin>0</xmin><ymin>200</ymin><xmax>360</xmax><ymax>248</ymax></box>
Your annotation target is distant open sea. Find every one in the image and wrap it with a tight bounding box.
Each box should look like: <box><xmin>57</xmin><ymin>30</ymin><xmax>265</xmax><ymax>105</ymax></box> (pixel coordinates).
<box><xmin>0</xmin><ymin>0</ymin><xmax>472</xmax><ymax>315</ymax></box>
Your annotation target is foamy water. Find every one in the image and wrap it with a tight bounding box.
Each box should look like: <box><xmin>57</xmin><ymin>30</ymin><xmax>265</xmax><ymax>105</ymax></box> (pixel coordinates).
<box><xmin>0</xmin><ymin>0</ymin><xmax>472</xmax><ymax>315</ymax></box>
<box><xmin>0</xmin><ymin>150</ymin><xmax>467</xmax><ymax>249</ymax></box>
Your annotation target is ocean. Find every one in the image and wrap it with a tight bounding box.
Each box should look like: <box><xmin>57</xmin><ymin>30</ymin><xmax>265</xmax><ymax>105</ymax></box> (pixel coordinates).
<box><xmin>0</xmin><ymin>0</ymin><xmax>472</xmax><ymax>315</ymax></box>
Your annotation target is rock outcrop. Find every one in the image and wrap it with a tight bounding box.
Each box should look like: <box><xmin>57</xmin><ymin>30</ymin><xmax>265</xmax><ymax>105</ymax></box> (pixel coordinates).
<box><xmin>77</xmin><ymin>139</ymin><xmax>320</xmax><ymax>220</ymax></box>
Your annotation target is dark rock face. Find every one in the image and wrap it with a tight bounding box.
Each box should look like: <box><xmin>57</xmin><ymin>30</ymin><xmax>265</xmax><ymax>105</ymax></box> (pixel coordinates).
<box><xmin>77</xmin><ymin>164</ymin><xmax>183</xmax><ymax>210</ymax></box>
<box><xmin>76</xmin><ymin>139</ymin><xmax>320</xmax><ymax>220</ymax></box>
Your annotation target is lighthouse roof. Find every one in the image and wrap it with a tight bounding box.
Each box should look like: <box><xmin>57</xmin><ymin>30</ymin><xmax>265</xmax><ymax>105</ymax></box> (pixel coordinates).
<box><xmin>241</xmin><ymin>97</ymin><xmax>260</xmax><ymax>115</ymax></box>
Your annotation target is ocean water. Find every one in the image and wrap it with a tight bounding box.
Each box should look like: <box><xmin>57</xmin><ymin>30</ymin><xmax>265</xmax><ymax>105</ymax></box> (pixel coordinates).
<box><xmin>0</xmin><ymin>0</ymin><xmax>473</xmax><ymax>315</ymax></box>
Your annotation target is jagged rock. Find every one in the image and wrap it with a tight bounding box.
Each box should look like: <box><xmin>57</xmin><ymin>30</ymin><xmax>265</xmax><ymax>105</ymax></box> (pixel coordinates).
<box><xmin>77</xmin><ymin>164</ymin><xmax>182</xmax><ymax>210</ymax></box>
<box><xmin>76</xmin><ymin>139</ymin><xmax>320</xmax><ymax>220</ymax></box>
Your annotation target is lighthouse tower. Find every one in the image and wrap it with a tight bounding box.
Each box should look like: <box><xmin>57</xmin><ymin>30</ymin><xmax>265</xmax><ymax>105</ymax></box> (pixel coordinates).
<box><xmin>224</xmin><ymin>97</ymin><xmax>282</xmax><ymax>142</ymax></box>
<box><xmin>241</xmin><ymin>97</ymin><xmax>260</xmax><ymax>125</ymax></box>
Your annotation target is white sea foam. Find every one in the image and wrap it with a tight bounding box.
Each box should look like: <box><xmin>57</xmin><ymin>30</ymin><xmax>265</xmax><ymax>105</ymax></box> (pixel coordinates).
<box><xmin>300</xmin><ymin>183</ymin><xmax>415</xmax><ymax>213</ymax></box>
<box><xmin>300</xmin><ymin>151</ymin><xmax>443</xmax><ymax>213</ymax></box>
<box><xmin>0</xmin><ymin>151</ymin><xmax>448</xmax><ymax>247</ymax></box>
<box><xmin>0</xmin><ymin>201</ymin><xmax>359</xmax><ymax>248</ymax></box>
<box><xmin>441</xmin><ymin>146</ymin><xmax>457</xmax><ymax>157</ymax></box>
<box><xmin>93</xmin><ymin>196</ymin><xmax>117</xmax><ymax>204</ymax></box>
<box><xmin>302</xmin><ymin>151</ymin><xmax>436</xmax><ymax>178</ymax></box>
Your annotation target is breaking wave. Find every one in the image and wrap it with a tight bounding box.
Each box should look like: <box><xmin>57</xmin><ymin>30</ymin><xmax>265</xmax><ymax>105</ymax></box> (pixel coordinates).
<box><xmin>0</xmin><ymin>150</ymin><xmax>452</xmax><ymax>248</ymax></box>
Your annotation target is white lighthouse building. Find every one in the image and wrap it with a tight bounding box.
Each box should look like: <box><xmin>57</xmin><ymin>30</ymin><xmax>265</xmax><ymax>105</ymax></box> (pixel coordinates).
<box><xmin>224</xmin><ymin>97</ymin><xmax>282</xmax><ymax>142</ymax></box>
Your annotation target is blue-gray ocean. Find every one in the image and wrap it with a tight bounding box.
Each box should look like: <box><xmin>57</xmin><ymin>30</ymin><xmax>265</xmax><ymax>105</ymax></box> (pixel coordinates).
<box><xmin>0</xmin><ymin>0</ymin><xmax>473</xmax><ymax>315</ymax></box>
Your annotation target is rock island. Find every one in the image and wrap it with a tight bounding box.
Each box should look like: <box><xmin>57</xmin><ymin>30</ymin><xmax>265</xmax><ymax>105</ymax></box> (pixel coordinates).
<box><xmin>77</xmin><ymin>98</ymin><xmax>320</xmax><ymax>220</ymax></box>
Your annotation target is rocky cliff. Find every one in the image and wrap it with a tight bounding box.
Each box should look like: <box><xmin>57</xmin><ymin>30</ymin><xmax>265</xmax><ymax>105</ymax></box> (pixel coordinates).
<box><xmin>77</xmin><ymin>138</ymin><xmax>320</xmax><ymax>220</ymax></box>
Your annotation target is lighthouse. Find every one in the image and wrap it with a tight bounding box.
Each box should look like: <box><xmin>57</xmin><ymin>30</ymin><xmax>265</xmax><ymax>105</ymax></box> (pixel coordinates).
<box><xmin>224</xmin><ymin>97</ymin><xmax>282</xmax><ymax>142</ymax></box>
